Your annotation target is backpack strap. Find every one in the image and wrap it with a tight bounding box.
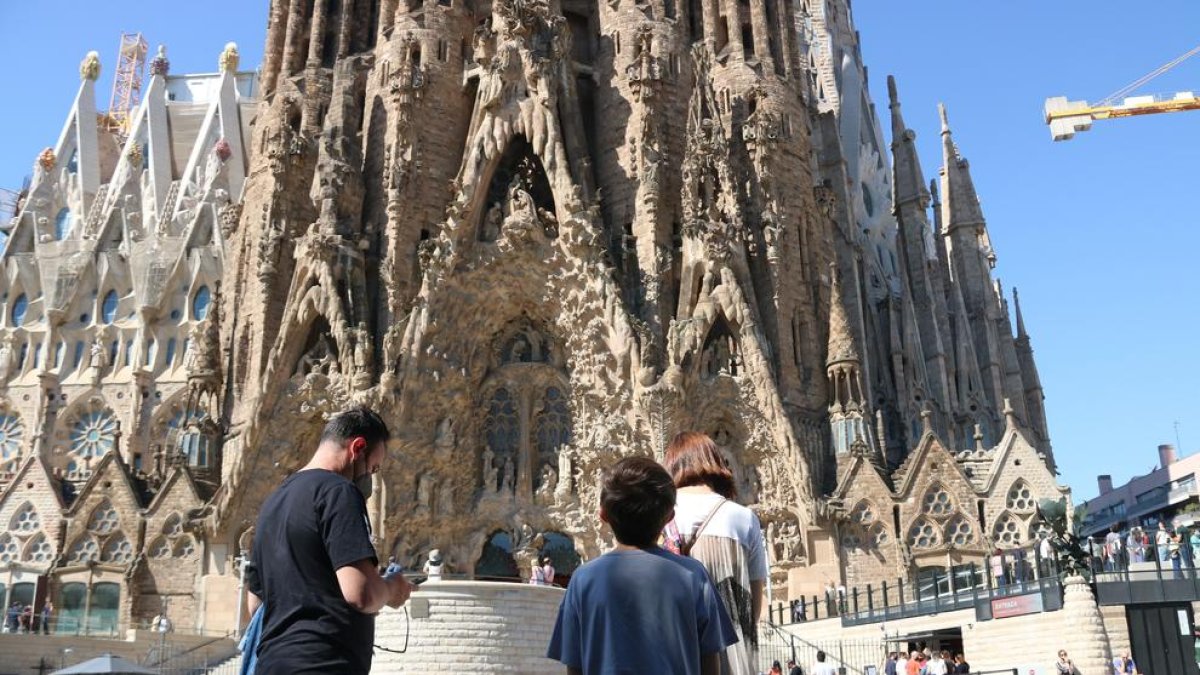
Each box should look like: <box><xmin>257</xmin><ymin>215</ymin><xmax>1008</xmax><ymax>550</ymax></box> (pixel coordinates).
<box><xmin>681</xmin><ymin>498</ymin><xmax>728</xmax><ymax>556</ymax></box>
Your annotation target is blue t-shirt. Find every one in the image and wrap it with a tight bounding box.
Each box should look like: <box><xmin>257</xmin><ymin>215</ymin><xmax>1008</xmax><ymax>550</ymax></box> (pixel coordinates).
<box><xmin>547</xmin><ymin>546</ymin><xmax>738</xmax><ymax>675</ymax></box>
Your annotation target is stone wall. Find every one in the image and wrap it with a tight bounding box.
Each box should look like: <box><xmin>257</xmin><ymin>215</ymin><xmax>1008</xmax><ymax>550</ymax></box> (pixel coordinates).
<box><xmin>372</xmin><ymin>580</ymin><xmax>564</xmax><ymax>674</ymax></box>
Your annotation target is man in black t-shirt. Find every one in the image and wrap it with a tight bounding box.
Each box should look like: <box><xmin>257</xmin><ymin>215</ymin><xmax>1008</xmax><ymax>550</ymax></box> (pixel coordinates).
<box><xmin>248</xmin><ymin>406</ymin><xmax>412</xmax><ymax>674</ymax></box>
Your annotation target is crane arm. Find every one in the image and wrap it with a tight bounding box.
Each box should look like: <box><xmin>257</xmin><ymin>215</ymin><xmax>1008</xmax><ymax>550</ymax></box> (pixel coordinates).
<box><xmin>1045</xmin><ymin>92</ymin><xmax>1200</xmax><ymax>141</ymax></box>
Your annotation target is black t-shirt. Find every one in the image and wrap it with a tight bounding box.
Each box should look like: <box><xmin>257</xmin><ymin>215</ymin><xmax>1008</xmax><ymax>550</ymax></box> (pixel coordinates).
<box><xmin>249</xmin><ymin>469</ymin><xmax>378</xmax><ymax>674</ymax></box>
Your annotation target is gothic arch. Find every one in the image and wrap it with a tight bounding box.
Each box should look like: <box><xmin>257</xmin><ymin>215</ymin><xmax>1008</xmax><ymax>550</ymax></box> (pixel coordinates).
<box><xmin>86</xmin><ymin>498</ymin><xmax>119</xmax><ymax>535</ymax></box>
<box><xmin>0</xmin><ymin>533</ymin><xmax>18</xmax><ymax>563</ymax></box>
<box><xmin>66</xmin><ymin>534</ymin><xmax>100</xmax><ymax>564</ymax></box>
<box><xmin>1005</xmin><ymin>479</ymin><xmax>1036</xmax><ymax>514</ymax></box>
<box><xmin>476</xmin><ymin>135</ymin><xmax>557</xmax><ymax>242</ymax></box>
<box><xmin>943</xmin><ymin>513</ymin><xmax>977</xmax><ymax>548</ymax></box>
<box><xmin>9</xmin><ymin>501</ymin><xmax>39</xmax><ymax>533</ymax></box>
<box><xmin>906</xmin><ymin>516</ymin><xmax>941</xmax><ymax>550</ymax></box>
<box><xmin>698</xmin><ymin>312</ymin><xmax>741</xmax><ymax>379</ymax></box>
<box><xmin>100</xmin><ymin>532</ymin><xmax>134</xmax><ymax>564</ymax></box>
<box><xmin>991</xmin><ymin>510</ymin><xmax>1024</xmax><ymax>549</ymax></box>
<box><xmin>919</xmin><ymin>482</ymin><xmax>955</xmax><ymax>519</ymax></box>
<box><xmin>22</xmin><ymin>532</ymin><xmax>54</xmax><ymax>564</ymax></box>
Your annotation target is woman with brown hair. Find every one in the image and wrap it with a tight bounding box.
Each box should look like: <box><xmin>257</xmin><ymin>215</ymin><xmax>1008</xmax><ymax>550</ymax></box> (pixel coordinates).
<box><xmin>662</xmin><ymin>431</ymin><xmax>768</xmax><ymax>675</ymax></box>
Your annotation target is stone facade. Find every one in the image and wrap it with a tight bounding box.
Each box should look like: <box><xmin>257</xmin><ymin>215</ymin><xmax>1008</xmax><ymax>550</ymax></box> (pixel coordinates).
<box><xmin>0</xmin><ymin>0</ymin><xmax>1068</xmax><ymax>632</ymax></box>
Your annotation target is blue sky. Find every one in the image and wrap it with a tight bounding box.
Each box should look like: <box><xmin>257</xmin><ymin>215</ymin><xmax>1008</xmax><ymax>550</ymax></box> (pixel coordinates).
<box><xmin>1</xmin><ymin>2</ymin><xmax>1197</xmax><ymax>502</ymax></box>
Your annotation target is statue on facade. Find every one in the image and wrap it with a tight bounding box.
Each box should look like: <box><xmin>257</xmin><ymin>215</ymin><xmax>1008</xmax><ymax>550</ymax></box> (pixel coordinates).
<box><xmin>554</xmin><ymin>449</ymin><xmax>573</xmax><ymax>498</ymax></box>
<box><xmin>482</xmin><ymin>447</ymin><xmax>498</xmax><ymax>493</ymax></box>
<box><xmin>435</xmin><ymin>417</ymin><xmax>455</xmax><ymax>459</ymax></box>
<box><xmin>417</xmin><ymin>473</ymin><xmax>434</xmax><ymax>510</ymax></box>
<box><xmin>501</xmin><ymin>456</ymin><xmax>515</xmax><ymax>494</ymax></box>
<box><xmin>0</xmin><ymin>335</ymin><xmax>14</xmax><ymax>382</ymax></box>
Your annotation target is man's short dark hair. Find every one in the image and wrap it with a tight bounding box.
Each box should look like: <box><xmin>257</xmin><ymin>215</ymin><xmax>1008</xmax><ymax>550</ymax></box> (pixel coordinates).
<box><xmin>816</xmin><ymin>650</ymin><xmax>826</xmax><ymax>662</ymax></box>
<box><xmin>321</xmin><ymin>406</ymin><xmax>391</xmax><ymax>448</ymax></box>
<box><xmin>601</xmin><ymin>456</ymin><xmax>676</xmax><ymax>548</ymax></box>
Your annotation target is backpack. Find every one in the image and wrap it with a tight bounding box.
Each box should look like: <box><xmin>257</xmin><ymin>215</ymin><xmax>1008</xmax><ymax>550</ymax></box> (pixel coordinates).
<box><xmin>662</xmin><ymin>498</ymin><xmax>727</xmax><ymax>556</ymax></box>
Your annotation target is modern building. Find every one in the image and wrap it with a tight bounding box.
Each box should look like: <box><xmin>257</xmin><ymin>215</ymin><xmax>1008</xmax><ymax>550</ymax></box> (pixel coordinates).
<box><xmin>0</xmin><ymin>0</ymin><xmax>1067</xmax><ymax>638</ymax></box>
<box><xmin>1080</xmin><ymin>443</ymin><xmax>1200</xmax><ymax>537</ymax></box>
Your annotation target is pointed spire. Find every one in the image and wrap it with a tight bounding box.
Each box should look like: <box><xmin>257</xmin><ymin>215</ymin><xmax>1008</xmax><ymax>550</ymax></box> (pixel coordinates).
<box><xmin>1013</xmin><ymin>287</ymin><xmax>1028</xmax><ymax>340</ymax></box>
<box><xmin>888</xmin><ymin>76</ymin><xmax>930</xmax><ymax>210</ymax></box>
<box><xmin>938</xmin><ymin>102</ymin><xmax>987</xmax><ymax>232</ymax></box>
<box><xmin>826</xmin><ymin>263</ymin><xmax>860</xmax><ymax>366</ymax></box>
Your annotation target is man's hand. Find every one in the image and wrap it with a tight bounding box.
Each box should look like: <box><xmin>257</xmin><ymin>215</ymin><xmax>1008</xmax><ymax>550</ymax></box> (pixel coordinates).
<box><xmin>386</xmin><ymin>577</ymin><xmax>414</xmax><ymax>609</ymax></box>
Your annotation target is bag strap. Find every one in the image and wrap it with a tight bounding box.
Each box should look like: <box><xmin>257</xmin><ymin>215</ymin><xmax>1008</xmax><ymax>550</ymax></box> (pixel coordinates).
<box><xmin>681</xmin><ymin>498</ymin><xmax>728</xmax><ymax>556</ymax></box>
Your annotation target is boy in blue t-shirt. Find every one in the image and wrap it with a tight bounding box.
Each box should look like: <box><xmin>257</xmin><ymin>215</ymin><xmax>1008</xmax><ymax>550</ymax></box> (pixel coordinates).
<box><xmin>547</xmin><ymin>456</ymin><xmax>737</xmax><ymax>675</ymax></box>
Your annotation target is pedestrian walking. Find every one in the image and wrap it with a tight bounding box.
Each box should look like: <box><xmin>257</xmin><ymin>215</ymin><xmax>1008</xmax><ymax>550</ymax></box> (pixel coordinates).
<box><xmin>40</xmin><ymin>600</ymin><xmax>52</xmax><ymax>634</ymax></box>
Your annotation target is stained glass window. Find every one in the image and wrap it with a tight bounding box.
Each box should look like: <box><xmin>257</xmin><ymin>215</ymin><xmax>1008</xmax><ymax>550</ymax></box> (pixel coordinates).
<box><xmin>0</xmin><ymin>413</ymin><xmax>23</xmax><ymax>459</ymax></box>
<box><xmin>483</xmin><ymin>388</ymin><xmax>519</xmax><ymax>458</ymax></box>
<box><xmin>534</xmin><ymin>387</ymin><xmax>571</xmax><ymax>479</ymax></box>
<box><xmin>54</xmin><ymin>208</ymin><xmax>72</xmax><ymax>240</ymax></box>
<box><xmin>101</xmin><ymin>290</ymin><xmax>118</xmax><ymax>324</ymax></box>
<box><xmin>10</xmin><ymin>294</ymin><xmax>27</xmax><ymax>326</ymax></box>
<box><xmin>192</xmin><ymin>286</ymin><xmax>211</xmax><ymax>321</ymax></box>
<box><xmin>70</xmin><ymin>409</ymin><xmax>118</xmax><ymax>458</ymax></box>
<box><xmin>168</xmin><ymin>409</ymin><xmax>211</xmax><ymax>467</ymax></box>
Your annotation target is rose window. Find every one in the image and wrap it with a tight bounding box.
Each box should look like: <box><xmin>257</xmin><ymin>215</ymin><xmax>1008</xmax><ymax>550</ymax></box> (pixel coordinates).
<box><xmin>922</xmin><ymin>485</ymin><xmax>954</xmax><ymax>517</ymax></box>
<box><xmin>993</xmin><ymin>515</ymin><xmax>1022</xmax><ymax>547</ymax></box>
<box><xmin>0</xmin><ymin>534</ymin><xmax>18</xmax><ymax>563</ymax></box>
<box><xmin>70</xmin><ymin>409</ymin><xmax>118</xmax><ymax>458</ymax></box>
<box><xmin>908</xmin><ymin>519</ymin><xmax>940</xmax><ymax>549</ymax></box>
<box><xmin>946</xmin><ymin>517</ymin><xmax>975</xmax><ymax>546</ymax></box>
<box><xmin>1007</xmin><ymin>481</ymin><xmax>1035</xmax><ymax>512</ymax></box>
<box><xmin>23</xmin><ymin>534</ymin><xmax>53</xmax><ymax>563</ymax></box>
<box><xmin>67</xmin><ymin>536</ymin><xmax>99</xmax><ymax>563</ymax></box>
<box><xmin>101</xmin><ymin>534</ymin><xmax>133</xmax><ymax>564</ymax></box>
<box><xmin>11</xmin><ymin>502</ymin><xmax>39</xmax><ymax>532</ymax></box>
<box><xmin>87</xmin><ymin>501</ymin><xmax>119</xmax><ymax>534</ymax></box>
<box><xmin>0</xmin><ymin>413</ymin><xmax>23</xmax><ymax>459</ymax></box>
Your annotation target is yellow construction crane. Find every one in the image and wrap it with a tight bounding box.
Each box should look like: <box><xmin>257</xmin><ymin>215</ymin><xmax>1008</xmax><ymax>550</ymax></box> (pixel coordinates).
<box><xmin>1044</xmin><ymin>44</ymin><xmax>1200</xmax><ymax>141</ymax></box>
<box><xmin>101</xmin><ymin>32</ymin><xmax>149</xmax><ymax>139</ymax></box>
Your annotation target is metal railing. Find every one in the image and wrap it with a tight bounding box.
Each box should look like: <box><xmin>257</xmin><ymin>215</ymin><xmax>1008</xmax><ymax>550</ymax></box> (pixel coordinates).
<box><xmin>1092</xmin><ymin>541</ymin><xmax>1200</xmax><ymax>606</ymax></box>
<box><xmin>757</xmin><ymin>621</ymin><xmax>883</xmax><ymax>675</ymax></box>
<box><xmin>769</xmin><ymin>543</ymin><xmax>1066</xmax><ymax>627</ymax></box>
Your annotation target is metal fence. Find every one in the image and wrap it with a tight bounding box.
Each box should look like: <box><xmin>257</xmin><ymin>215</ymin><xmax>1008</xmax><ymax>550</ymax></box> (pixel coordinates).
<box><xmin>769</xmin><ymin>541</ymin><xmax>1066</xmax><ymax>627</ymax></box>
<box><xmin>757</xmin><ymin>622</ymin><xmax>885</xmax><ymax>675</ymax></box>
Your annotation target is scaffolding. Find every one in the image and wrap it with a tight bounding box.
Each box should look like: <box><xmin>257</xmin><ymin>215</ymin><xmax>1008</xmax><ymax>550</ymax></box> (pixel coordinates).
<box><xmin>105</xmin><ymin>32</ymin><xmax>149</xmax><ymax>139</ymax></box>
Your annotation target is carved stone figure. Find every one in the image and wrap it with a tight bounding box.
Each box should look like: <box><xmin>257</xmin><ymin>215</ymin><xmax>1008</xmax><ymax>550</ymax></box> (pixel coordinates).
<box><xmin>417</xmin><ymin>473</ymin><xmax>434</xmax><ymax>510</ymax></box>
<box><xmin>501</xmin><ymin>456</ymin><xmax>515</xmax><ymax>494</ymax></box>
<box><xmin>482</xmin><ymin>447</ymin><xmax>498</xmax><ymax>493</ymax></box>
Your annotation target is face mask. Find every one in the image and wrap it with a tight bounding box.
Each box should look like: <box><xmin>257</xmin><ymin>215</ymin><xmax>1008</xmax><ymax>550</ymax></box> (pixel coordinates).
<box><xmin>353</xmin><ymin>456</ymin><xmax>374</xmax><ymax>500</ymax></box>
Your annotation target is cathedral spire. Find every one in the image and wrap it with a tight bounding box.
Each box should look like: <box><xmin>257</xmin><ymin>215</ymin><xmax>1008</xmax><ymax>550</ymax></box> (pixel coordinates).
<box><xmin>827</xmin><ymin>264</ymin><xmax>873</xmax><ymax>458</ymax></box>
<box><xmin>1013</xmin><ymin>286</ymin><xmax>1029</xmax><ymax>340</ymax></box>
<box><xmin>938</xmin><ymin>103</ymin><xmax>989</xmax><ymax>238</ymax></box>
<box><xmin>888</xmin><ymin>76</ymin><xmax>930</xmax><ymax>210</ymax></box>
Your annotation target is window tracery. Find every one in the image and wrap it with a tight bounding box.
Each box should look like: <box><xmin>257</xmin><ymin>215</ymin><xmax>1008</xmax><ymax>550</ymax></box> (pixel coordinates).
<box><xmin>945</xmin><ymin>515</ymin><xmax>975</xmax><ymax>547</ymax></box>
<box><xmin>67</xmin><ymin>536</ymin><xmax>99</xmax><ymax>564</ymax></box>
<box><xmin>148</xmin><ymin>536</ymin><xmax>171</xmax><ymax>559</ymax></box>
<box><xmin>24</xmin><ymin>533</ymin><xmax>54</xmax><ymax>563</ymax></box>
<box><xmin>101</xmin><ymin>533</ymin><xmax>133</xmax><ymax>564</ymax></box>
<box><xmin>921</xmin><ymin>484</ymin><xmax>954</xmax><ymax>518</ymax></box>
<box><xmin>1006</xmin><ymin>480</ymin><xmax>1035</xmax><ymax>513</ymax></box>
<box><xmin>68</xmin><ymin>401</ymin><xmax>118</xmax><ymax>459</ymax></box>
<box><xmin>0</xmin><ymin>534</ymin><xmax>18</xmax><ymax>563</ymax></box>
<box><xmin>11</xmin><ymin>502</ymin><xmax>38</xmax><ymax>533</ymax></box>
<box><xmin>87</xmin><ymin>500</ymin><xmax>119</xmax><ymax>535</ymax></box>
<box><xmin>992</xmin><ymin>513</ymin><xmax>1022</xmax><ymax>547</ymax></box>
<box><xmin>907</xmin><ymin>517</ymin><xmax>940</xmax><ymax>549</ymax></box>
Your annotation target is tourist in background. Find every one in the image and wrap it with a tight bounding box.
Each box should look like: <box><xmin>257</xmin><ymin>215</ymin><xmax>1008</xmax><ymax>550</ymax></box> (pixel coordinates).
<box><xmin>924</xmin><ymin>649</ymin><xmax>947</xmax><ymax>675</ymax></box>
<box><xmin>768</xmin><ymin>660</ymin><xmax>783</xmax><ymax>675</ymax></box>
<box><xmin>1171</xmin><ymin>532</ymin><xmax>1185</xmax><ymax>578</ymax></box>
<box><xmin>905</xmin><ymin>650</ymin><xmax>921</xmax><ymax>675</ymax></box>
<box><xmin>1111</xmin><ymin>651</ymin><xmax>1138</xmax><ymax>674</ymax></box>
<box><xmin>1126</xmin><ymin>527</ymin><xmax>1144</xmax><ymax>564</ymax></box>
<box><xmin>1183</xmin><ymin>527</ymin><xmax>1196</xmax><ymax>570</ymax></box>
<box><xmin>1156</xmin><ymin>521</ymin><xmax>1171</xmax><ymax>563</ymax></box>
<box><xmin>662</xmin><ymin>431</ymin><xmax>769</xmax><ymax>675</ymax></box>
<box><xmin>1190</xmin><ymin>528</ymin><xmax>1200</xmax><ymax>570</ymax></box>
<box><xmin>883</xmin><ymin>652</ymin><xmax>898</xmax><ymax>675</ymax></box>
<box><xmin>1105</xmin><ymin>525</ymin><xmax>1123</xmax><ymax>572</ymax></box>
<box><xmin>952</xmin><ymin>653</ymin><xmax>970</xmax><ymax>674</ymax></box>
<box><xmin>787</xmin><ymin>658</ymin><xmax>803</xmax><ymax>675</ymax></box>
<box><xmin>895</xmin><ymin>650</ymin><xmax>908</xmax><ymax>675</ymax></box>
<box><xmin>990</xmin><ymin>548</ymin><xmax>1007</xmax><ymax>588</ymax></box>
<box><xmin>1055</xmin><ymin>649</ymin><xmax>1080</xmax><ymax>675</ymax></box>
<box><xmin>40</xmin><ymin>600</ymin><xmax>52</xmax><ymax>634</ymax></box>
<box><xmin>811</xmin><ymin>650</ymin><xmax>837</xmax><ymax>675</ymax></box>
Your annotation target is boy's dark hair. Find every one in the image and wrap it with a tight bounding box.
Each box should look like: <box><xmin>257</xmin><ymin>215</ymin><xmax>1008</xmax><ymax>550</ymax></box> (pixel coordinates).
<box><xmin>601</xmin><ymin>456</ymin><xmax>676</xmax><ymax>548</ymax></box>
<box><xmin>816</xmin><ymin>650</ymin><xmax>826</xmax><ymax>662</ymax></box>
<box><xmin>321</xmin><ymin>406</ymin><xmax>391</xmax><ymax>448</ymax></box>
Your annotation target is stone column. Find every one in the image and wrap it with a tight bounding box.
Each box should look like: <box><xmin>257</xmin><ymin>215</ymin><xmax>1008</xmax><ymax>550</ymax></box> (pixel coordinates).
<box><xmin>1060</xmin><ymin>575</ymin><xmax>1112</xmax><ymax>673</ymax></box>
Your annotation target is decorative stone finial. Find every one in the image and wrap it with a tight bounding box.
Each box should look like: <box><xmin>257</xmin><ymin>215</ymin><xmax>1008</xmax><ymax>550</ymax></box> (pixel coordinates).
<box><xmin>920</xmin><ymin>406</ymin><xmax>933</xmax><ymax>434</ymax></box>
<box><xmin>219</xmin><ymin>42</ymin><xmax>240</xmax><ymax>73</ymax></box>
<box><xmin>973</xmin><ymin>423</ymin><xmax>985</xmax><ymax>451</ymax></box>
<box><xmin>37</xmin><ymin>148</ymin><xmax>56</xmax><ymax>172</ymax></box>
<box><xmin>150</xmin><ymin>45</ymin><xmax>170</xmax><ymax>77</ymax></box>
<box><xmin>1003</xmin><ymin>398</ymin><xmax>1018</xmax><ymax>429</ymax></box>
<box><xmin>80</xmin><ymin>51</ymin><xmax>101</xmax><ymax>81</ymax></box>
<box><xmin>214</xmin><ymin>138</ymin><xmax>232</xmax><ymax>162</ymax></box>
<box><xmin>127</xmin><ymin>142</ymin><xmax>144</xmax><ymax>168</ymax></box>
<box><xmin>938</xmin><ymin>102</ymin><xmax>950</xmax><ymax>134</ymax></box>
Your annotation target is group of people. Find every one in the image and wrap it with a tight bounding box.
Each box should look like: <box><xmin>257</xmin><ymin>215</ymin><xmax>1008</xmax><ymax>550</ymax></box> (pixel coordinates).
<box><xmin>765</xmin><ymin>652</ymin><xmax>837</xmax><ymax>675</ymax></box>
<box><xmin>885</xmin><ymin>648</ymin><xmax>970</xmax><ymax>675</ymax></box>
<box><xmin>243</xmin><ymin>408</ymin><xmax>767</xmax><ymax>674</ymax></box>
<box><xmin>1093</xmin><ymin>521</ymin><xmax>1200</xmax><ymax>575</ymax></box>
<box><xmin>3</xmin><ymin>600</ymin><xmax>51</xmax><ymax>634</ymax></box>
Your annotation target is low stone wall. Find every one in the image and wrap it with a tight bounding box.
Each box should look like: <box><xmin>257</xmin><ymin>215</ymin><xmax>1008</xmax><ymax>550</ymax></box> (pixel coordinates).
<box><xmin>0</xmin><ymin>632</ymin><xmax>237</xmax><ymax>675</ymax></box>
<box><xmin>372</xmin><ymin>580</ymin><xmax>565</xmax><ymax>673</ymax></box>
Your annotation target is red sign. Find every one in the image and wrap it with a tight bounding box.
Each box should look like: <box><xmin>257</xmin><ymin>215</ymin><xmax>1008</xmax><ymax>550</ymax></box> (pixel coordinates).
<box><xmin>990</xmin><ymin>592</ymin><xmax>1045</xmax><ymax>619</ymax></box>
